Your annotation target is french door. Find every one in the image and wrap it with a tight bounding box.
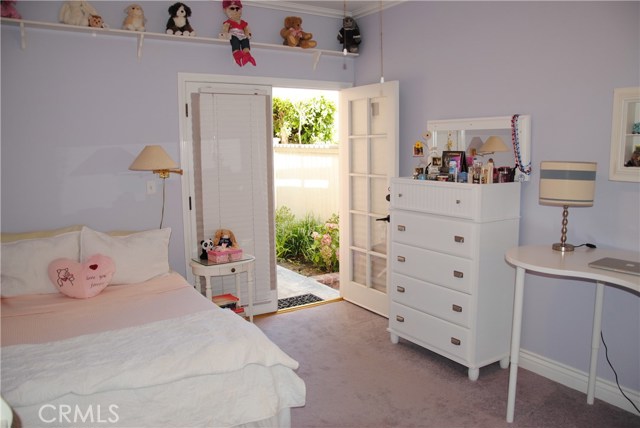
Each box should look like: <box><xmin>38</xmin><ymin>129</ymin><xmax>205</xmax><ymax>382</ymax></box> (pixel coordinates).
<box><xmin>339</xmin><ymin>81</ymin><xmax>399</xmax><ymax>317</ymax></box>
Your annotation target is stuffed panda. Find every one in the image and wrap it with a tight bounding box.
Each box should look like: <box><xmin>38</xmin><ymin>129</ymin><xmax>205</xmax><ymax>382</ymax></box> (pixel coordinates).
<box><xmin>337</xmin><ymin>16</ymin><xmax>361</xmax><ymax>53</ymax></box>
<box><xmin>200</xmin><ymin>238</ymin><xmax>214</xmax><ymax>259</ymax></box>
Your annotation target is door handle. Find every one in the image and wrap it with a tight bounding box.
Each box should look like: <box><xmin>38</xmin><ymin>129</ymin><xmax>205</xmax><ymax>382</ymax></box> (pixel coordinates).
<box><xmin>376</xmin><ymin>215</ymin><xmax>390</xmax><ymax>222</ymax></box>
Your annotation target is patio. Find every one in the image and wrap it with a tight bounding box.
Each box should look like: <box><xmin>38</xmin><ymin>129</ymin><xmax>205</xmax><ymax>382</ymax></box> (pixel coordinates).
<box><xmin>277</xmin><ymin>265</ymin><xmax>340</xmax><ymax>301</ymax></box>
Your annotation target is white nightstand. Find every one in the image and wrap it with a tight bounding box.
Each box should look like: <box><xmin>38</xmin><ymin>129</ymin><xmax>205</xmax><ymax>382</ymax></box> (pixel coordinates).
<box><xmin>190</xmin><ymin>255</ymin><xmax>255</xmax><ymax>322</ymax></box>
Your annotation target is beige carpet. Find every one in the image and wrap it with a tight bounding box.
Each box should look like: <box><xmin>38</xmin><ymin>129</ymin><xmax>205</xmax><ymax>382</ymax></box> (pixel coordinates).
<box><xmin>256</xmin><ymin>300</ymin><xmax>639</xmax><ymax>428</ymax></box>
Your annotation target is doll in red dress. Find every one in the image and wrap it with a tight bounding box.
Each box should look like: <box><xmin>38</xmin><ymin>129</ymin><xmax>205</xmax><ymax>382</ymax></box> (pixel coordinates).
<box><xmin>219</xmin><ymin>0</ymin><xmax>256</xmax><ymax>66</ymax></box>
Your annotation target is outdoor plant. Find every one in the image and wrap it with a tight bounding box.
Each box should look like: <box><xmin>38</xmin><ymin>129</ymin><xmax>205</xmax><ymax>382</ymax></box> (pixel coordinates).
<box><xmin>309</xmin><ymin>213</ymin><xmax>340</xmax><ymax>272</ymax></box>
<box><xmin>272</xmin><ymin>96</ymin><xmax>336</xmax><ymax>145</ymax></box>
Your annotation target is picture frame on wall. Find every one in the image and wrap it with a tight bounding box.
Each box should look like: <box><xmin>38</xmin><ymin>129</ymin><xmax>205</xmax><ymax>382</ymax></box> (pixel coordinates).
<box><xmin>441</xmin><ymin>151</ymin><xmax>466</xmax><ymax>173</ymax></box>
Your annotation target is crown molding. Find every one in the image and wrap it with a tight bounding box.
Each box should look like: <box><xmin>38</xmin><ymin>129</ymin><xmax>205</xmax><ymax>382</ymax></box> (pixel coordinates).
<box><xmin>245</xmin><ymin>1</ymin><xmax>404</xmax><ymax>19</ymax></box>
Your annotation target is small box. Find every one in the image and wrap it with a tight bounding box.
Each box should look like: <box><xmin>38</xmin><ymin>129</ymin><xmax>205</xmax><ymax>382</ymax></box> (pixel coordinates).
<box><xmin>207</xmin><ymin>250</ymin><xmax>230</xmax><ymax>264</ymax></box>
<box><xmin>228</xmin><ymin>248</ymin><xmax>243</xmax><ymax>261</ymax></box>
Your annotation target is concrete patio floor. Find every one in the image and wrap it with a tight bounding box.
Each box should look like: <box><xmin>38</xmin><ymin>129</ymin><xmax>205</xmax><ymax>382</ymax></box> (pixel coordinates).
<box><xmin>277</xmin><ymin>265</ymin><xmax>340</xmax><ymax>301</ymax></box>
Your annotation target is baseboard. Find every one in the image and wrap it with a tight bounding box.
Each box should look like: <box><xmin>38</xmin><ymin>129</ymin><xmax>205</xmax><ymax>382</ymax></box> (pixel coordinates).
<box><xmin>519</xmin><ymin>349</ymin><xmax>640</xmax><ymax>415</ymax></box>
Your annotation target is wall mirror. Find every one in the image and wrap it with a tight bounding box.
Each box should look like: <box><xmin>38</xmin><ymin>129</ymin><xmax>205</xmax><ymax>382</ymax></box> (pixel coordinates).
<box><xmin>426</xmin><ymin>115</ymin><xmax>532</xmax><ymax>181</ymax></box>
<box><xmin>609</xmin><ymin>87</ymin><xmax>640</xmax><ymax>182</ymax></box>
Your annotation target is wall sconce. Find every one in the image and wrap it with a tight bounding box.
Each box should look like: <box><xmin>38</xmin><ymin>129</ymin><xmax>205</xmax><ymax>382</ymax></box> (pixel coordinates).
<box><xmin>129</xmin><ymin>145</ymin><xmax>183</xmax><ymax>228</ymax></box>
<box><xmin>539</xmin><ymin>161</ymin><xmax>597</xmax><ymax>252</ymax></box>
<box><xmin>478</xmin><ymin>136</ymin><xmax>510</xmax><ymax>155</ymax></box>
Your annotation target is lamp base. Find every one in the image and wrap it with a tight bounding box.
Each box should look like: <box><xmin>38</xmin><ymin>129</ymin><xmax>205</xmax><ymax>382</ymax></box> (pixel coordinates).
<box><xmin>552</xmin><ymin>242</ymin><xmax>575</xmax><ymax>252</ymax></box>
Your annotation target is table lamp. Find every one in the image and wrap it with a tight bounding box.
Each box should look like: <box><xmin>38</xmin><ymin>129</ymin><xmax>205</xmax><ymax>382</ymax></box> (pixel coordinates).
<box><xmin>539</xmin><ymin>161</ymin><xmax>597</xmax><ymax>252</ymax></box>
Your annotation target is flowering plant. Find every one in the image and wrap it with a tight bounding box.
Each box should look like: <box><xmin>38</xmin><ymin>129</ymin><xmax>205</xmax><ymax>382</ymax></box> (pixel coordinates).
<box><xmin>309</xmin><ymin>214</ymin><xmax>339</xmax><ymax>272</ymax></box>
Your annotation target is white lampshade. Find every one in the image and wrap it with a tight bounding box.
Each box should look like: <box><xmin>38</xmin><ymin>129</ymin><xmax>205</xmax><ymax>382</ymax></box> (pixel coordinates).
<box><xmin>539</xmin><ymin>161</ymin><xmax>597</xmax><ymax>207</ymax></box>
<box><xmin>478</xmin><ymin>136</ymin><xmax>509</xmax><ymax>154</ymax></box>
<box><xmin>130</xmin><ymin>145</ymin><xmax>179</xmax><ymax>171</ymax></box>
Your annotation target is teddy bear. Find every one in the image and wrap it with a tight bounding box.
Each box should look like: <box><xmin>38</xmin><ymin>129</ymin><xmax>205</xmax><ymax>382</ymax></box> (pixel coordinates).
<box><xmin>200</xmin><ymin>238</ymin><xmax>214</xmax><ymax>259</ymax></box>
<box><xmin>1</xmin><ymin>0</ymin><xmax>21</xmax><ymax>19</ymax></box>
<box><xmin>58</xmin><ymin>0</ymin><xmax>98</xmax><ymax>27</ymax></box>
<box><xmin>122</xmin><ymin>3</ymin><xmax>146</xmax><ymax>32</ymax></box>
<box><xmin>88</xmin><ymin>14</ymin><xmax>107</xmax><ymax>29</ymax></box>
<box><xmin>337</xmin><ymin>16</ymin><xmax>361</xmax><ymax>53</ymax></box>
<box><xmin>280</xmin><ymin>16</ymin><xmax>317</xmax><ymax>49</ymax></box>
<box><xmin>219</xmin><ymin>0</ymin><xmax>255</xmax><ymax>67</ymax></box>
<box><xmin>166</xmin><ymin>2</ymin><xmax>195</xmax><ymax>36</ymax></box>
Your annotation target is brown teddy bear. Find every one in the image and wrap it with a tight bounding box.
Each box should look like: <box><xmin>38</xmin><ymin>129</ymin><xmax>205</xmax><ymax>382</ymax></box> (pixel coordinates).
<box><xmin>280</xmin><ymin>16</ymin><xmax>317</xmax><ymax>49</ymax></box>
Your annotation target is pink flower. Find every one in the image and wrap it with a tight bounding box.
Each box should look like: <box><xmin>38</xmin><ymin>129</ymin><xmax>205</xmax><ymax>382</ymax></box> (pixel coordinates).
<box><xmin>321</xmin><ymin>234</ymin><xmax>332</xmax><ymax>246</ymax></box>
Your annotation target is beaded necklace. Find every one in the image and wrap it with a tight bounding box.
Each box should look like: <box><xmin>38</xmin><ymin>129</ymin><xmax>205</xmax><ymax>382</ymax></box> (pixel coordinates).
<box><xmin>511</xmin><ymin>114</ymin><xmax>531</xmax><ymax>175</ymax></box>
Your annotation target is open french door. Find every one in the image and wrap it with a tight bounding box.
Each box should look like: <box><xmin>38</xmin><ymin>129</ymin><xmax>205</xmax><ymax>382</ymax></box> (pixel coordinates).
<box><xmin>339</xmin><ymin>81</ymin><xmax>399</xmax><ymax>317</ymax></box>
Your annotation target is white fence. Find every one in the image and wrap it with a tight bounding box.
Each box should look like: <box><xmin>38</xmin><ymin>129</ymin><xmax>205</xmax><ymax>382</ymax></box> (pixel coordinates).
<box><xmin>273</xmin><ymin>144</ymin><xmax>339</xmax><ymax>220</ymax></box>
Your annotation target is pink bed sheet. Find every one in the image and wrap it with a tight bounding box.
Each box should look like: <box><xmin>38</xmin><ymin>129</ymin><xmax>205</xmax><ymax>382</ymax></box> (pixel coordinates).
<box><xmin>1</xmin><ymin>272</ymin><xmax>214</xmax><ymax>346</ymax></box>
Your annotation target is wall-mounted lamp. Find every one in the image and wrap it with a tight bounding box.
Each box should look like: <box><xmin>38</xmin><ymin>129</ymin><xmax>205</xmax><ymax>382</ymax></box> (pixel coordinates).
<box><xmin>129</xmin><ymin>145</ymin><xmax>183</xmax><ymax>228</ymax></box>
<box><xmin>539</xmin><ymin>161</ymin><xmax>597</xmax><ymax>252</ymax></box>
<box><xmin>478</xmin><ymin>136</ymin><xmax>510</xmax><ymax>155</ymax></box>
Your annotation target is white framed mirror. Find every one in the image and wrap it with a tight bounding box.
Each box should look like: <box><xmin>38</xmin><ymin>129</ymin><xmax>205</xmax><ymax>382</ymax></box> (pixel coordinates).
<box><xmin>426</xmin><ymin>115</ymin><xmax>532</xmax><ymax>181</ymax></box>
<box><xmin>609</xmin><ymin>87</ymin><xmax>640</xmax><ymax>182</ymax></box>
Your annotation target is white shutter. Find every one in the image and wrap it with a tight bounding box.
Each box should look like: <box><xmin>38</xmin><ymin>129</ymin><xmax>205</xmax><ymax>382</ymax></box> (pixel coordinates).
<box><xmin>192</xmin><ymin>92</ymin><xmax>275</xmax><ymax>305</ymax></box>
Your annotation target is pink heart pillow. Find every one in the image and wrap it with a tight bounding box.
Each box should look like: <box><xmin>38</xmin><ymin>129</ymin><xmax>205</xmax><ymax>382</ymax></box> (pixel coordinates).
<box><xmin>48</xmin><ymin>254</ymin><xmax>115</xmax><ymax>299</ymax></box>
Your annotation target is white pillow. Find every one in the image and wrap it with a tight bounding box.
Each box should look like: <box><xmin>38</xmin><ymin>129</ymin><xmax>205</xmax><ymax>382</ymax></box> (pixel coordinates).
<box><xmin>1</xmin><ymin>231</ymin><xmax>80</xmax><ymax>297</ymax></box>
<box><xmin>80</xmin><ymin>227</ymin><xmax>171</xmax><ymax>285</ymax></box>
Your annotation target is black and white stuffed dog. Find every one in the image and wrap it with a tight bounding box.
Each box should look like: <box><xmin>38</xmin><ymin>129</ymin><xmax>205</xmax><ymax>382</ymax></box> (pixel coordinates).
<box><xmin>337</xmin><ymin>16</ymin><xmax>361</xmax><ymax>53</ymax></box>
<box><xmin>166</xmin><ymin>2</ymin><xmax>195</xmax><ymax>36</ymax></box>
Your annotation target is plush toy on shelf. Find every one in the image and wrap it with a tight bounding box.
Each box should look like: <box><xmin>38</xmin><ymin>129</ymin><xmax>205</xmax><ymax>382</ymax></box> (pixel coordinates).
<box><xmin>280</xmin><ymin>16</ymin><xmax>316</xmax><ymax>49</ymax></box>
<box><xmin>337</xmin><ymin>16</ymin><xmax>361</xmax><ymax>53</ymax></box>
<box><xmin>1</xmin><ymin>0</ymin><xmax>22</xmax><ymax>19</ymax></box>
<box><xmin>88</xmin><ymin>14</ymin><xmax>107</xmax><ymax>28</ymax></box>
<box><xmin>59</xmin><ymin>0</ymin><xmax>98</xmax><ymax>27</ymax></box>
<box><xmin>200</xmin><ymin>238</ymin><xmax>214</xmax><ymax>260</ymax></box>
<box><xmin>122</xmin><ymin>3</ymin><xmax>146</xmax><ymax>32</ymax></box>
<box><xmin>166</xmin><ymin>2</ymin><xmax>195</xmax><ymax>36</ymax></box>
<box><xmin>219</xmin><ymin>0</ymin><xmax>256</xmax><ymax>67</ymax></box>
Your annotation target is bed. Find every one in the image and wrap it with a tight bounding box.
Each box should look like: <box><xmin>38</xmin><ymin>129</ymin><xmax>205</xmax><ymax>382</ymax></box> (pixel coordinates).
<box><xmin>1</xmin><ymin>226</ymin><xmax>305</xmax><ymax>428</ymax></box>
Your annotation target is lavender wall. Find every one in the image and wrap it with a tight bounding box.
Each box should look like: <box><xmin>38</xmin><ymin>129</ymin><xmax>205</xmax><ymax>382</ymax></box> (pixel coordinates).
<box><xmin>355</xmin><ymin>1</ymin><xmax>639</xmax><ymax>396</ymax></box>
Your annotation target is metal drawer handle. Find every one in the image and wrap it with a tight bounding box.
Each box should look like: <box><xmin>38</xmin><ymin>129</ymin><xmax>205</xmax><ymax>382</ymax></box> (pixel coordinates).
<box><xmin>397</xmin><ymin>225</ymin><xmax>406</xmax><ymax>232</ymax></box>
<box><xmin>231</xmin><ymin>268</ymin><xmax>236</xmax><ymax>273</ymax></box>
<box><xmin>454</xmin><ymin>235</ymin><xmax>464</xmax><ymax>243</ymax></box>
<box><xmin>456</xmin><ymin>199</ymin><xmax>461</xmax><ymax>204</ymax></box>
<box><xmin>396</xmin><ymin>315</ymin><xmax>405</xmax><ymax>323</ymax></box>
<box><xmin>453</xmin><ymin>270</ymin><xmax>464</xmax><ymax>278</ymax></box>
<box><xmin>397</xmin><ymin>286</ymin><xmax>405</xmax><ymax>293</ymax></box>
<box><xmin>452</xmin><ymin>304</ymin><xmax>462</xmax><ymax>313</ymax></box>
<box><xmin>451</xmin><ymin>337</ymin><xmax>461</xmax><ymax>346</ymax></box>
<box><xmin>397</xmin><ymin>256</ymin><xmax>406</xmax><ymax>262</ymax></box>
<box><xmin>398</xmin><ymin>193</ymin><xmax>403</xmax><ymax>198</ymax></box>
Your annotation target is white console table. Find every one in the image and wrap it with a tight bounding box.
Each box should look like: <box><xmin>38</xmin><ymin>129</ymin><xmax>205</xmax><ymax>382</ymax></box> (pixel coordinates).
<box><xmin>504</xmin><ymin>245</ymin><xmax>640</xmax><ymax>422</ymax></box>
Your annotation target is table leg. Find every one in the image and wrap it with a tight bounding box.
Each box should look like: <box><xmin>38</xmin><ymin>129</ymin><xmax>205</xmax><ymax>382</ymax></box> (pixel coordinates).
<box><xmin>248</xmin><ymin>263</ymin><xmax>254</xmax><ymax>323</ymax></box>
<box><xmin>506</xmin><ymin>266</ymin><xmax>526</xmax><ymax>423</ymax></box>
<box><xmin>204</xmin><ymin>276</ymin><xmax>212</xmax><ymax>300</ymax></box>
<box><xmin>587</xmin><ymin>281</ymin><xmax>605</xmax><ymax>404</ymax></box>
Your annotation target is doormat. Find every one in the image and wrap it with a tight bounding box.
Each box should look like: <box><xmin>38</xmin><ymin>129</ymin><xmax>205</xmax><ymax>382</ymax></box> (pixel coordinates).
<box><xmin>278</xmin><ymin>293</ymin><xmax>324</xmax><ymax>310</ymax></box>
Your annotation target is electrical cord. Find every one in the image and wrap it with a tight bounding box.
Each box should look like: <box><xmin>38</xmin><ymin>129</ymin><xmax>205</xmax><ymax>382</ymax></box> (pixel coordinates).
<box><xmin>601</xmin><ymin>331</ymin><xmax>640</xmax><ymax>414</ymax></box>
<box><xmin>574</xmin><ymin>243</ymin><xmax>597</xmax><ymax>249</ymax></box>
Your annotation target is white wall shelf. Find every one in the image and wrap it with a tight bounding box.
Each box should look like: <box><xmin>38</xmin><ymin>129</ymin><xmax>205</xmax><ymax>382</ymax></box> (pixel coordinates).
<box><xmin>1</xmin><ymin>18</ymin><xmax>358</xmax><ymax>61</ymax></box>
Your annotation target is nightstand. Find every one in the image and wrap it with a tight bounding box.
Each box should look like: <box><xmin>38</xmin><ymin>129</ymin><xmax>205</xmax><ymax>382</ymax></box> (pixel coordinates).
<box><xmin>190</xmin><ymin>255</ymin><xmax>255</xmax><ymax>322</ymax></box>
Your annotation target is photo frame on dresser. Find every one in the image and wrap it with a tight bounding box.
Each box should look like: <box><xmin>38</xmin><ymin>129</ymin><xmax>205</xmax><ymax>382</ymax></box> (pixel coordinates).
<box><xmin>441</xmin><ymin>151</ymin><xmax>466</xmax><ymax>173</ymax></box>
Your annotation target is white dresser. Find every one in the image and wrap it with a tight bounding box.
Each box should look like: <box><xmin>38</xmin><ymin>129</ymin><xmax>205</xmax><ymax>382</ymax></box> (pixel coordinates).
<box><xmin>388</xmin><ymin>178</ymin><xmax>521</xmax><ymax>380</ymax></box>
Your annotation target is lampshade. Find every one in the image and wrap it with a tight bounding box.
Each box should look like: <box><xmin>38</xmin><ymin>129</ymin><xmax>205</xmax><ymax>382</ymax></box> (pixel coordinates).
<box><xmin>478</xmin><ymin>136</ymin><xmax>509</xmax><ymax>154</ymax></box>
<box><xmin>129</xmin><ymin>145</ymin><xmax>183</xmax><ymax>178</ymax></box>
<box><xmin>539</xmin><ymin>161</ymin><xmax>596</xmax><ymax>207</ymax></box>
<box><xmin>467</xmin><ymin>137</ymin><xmax>484</xmax><ymax>155</ymax></box>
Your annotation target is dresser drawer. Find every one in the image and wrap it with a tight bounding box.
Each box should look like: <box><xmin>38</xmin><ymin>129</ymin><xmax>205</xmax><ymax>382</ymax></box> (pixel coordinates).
<box><xmin>391</xmin><ymin>243</ymin><xmax>473</xmax><ymax>294</ymax></box>
<box><xmin>390</xmin><ymin>302</ymin><xmax>469</xmax><ymax>361</ymax></box>
<box><xmin>392</xmin><ymin>210</ymin><xmax>475</xmax><ymax>259</ymax></box>
<box><xmin>391</xmin><ymin>180</ymin><xmax>478</xmax><ymax>219</ymax></box>
<box><xmin>390</xmin><ymin>273</ymin><xmax>471</xmax><ymax>327</ymax></box>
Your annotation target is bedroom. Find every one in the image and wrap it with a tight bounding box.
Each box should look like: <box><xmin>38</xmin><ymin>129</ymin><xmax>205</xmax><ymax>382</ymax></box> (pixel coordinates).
<box><xmin>1</xmin><ymin>0</ymin><xmax>639</xmax><ymax>426</ymax></box>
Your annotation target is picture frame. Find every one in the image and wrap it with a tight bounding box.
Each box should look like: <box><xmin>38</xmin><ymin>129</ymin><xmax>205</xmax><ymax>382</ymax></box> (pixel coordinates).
<box><xmin>431</xmin><ymin>156</ymin><xmax>442</xmax><ymax>167</ymax></box>
<box><xmin>441</xmin><ymin>150</ymin><xmax>466</xmax><ymax>173</ymax></box>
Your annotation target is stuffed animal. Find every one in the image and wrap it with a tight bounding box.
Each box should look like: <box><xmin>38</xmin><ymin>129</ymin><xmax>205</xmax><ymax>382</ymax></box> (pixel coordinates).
<box><xmin>1</xmin><ymin>0</ymin><xmax>21</xmax><ymax>19</ymax></box>
<box><xmin>280</xmin><ymin>16</ymin><xmax>316</xmax><ymax>49</ymax></box>
<box><xmin>200</xmin><ymin>238</ymin><xmax>214</xmax><ymax>259</ymax></box>
<box><xmin>166</xmin><ymin>2</ymin><xmax>195</xmax><ymax>36</ymax></box>
<box><xmin>88</xmin><ymin>14</ymin><xmax>107</xmax><ymax>29</ymax></box>
<box><xmin>337</xmin><ymin>16</ymin><xmax>361</xmax><ymax>53</ymax></box>
<box><xmin>213</xmin><ymin>229</ymin><xmax>239</xmax><ymax>249</ymax></box>
<box><xmin>122</xmin><ymin>3</ymin><xmax>146</xmax><ymax>32</ymax></box>
<box><xmin>219</xmin><ymin>0</ymin><xmax>255</xmax><ymax>67</ymax></box>
<box><xmin>59</xmin><ymin>0</ymin><xmax>98</xmax><ymax>27</ymax></box>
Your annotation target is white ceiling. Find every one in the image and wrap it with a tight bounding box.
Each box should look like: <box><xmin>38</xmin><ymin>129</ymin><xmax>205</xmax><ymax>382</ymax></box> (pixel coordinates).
<box><xmin>246</xmin><ymin>1</ymin><xmax>403</xmax><ymax>19</ymax></box>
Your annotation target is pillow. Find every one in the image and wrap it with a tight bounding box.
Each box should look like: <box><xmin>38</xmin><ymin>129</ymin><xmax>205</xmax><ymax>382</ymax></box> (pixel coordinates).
<box><xmin>48</xmin><ymin>254</ymin><xmax>115</xmax><ymax>299</ymax></box>
<box><xmin>80</xmin><ymin>227</ymin><xmax>171</xmax><ymax>285</ymax></box>
<box><xmin>1</xmin><ymin>225</ymin><xmax>83</xmax><ymax>243</ymax></box>
<box><xmin>1</xmin><ymin>231</ymin><xmax>81</xmax><ymax>297</ymax></box>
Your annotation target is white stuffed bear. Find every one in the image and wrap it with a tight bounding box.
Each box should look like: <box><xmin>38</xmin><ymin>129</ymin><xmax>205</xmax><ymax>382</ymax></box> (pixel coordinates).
<box><xmin>59</xmin><ymin>1</ymin><xmax>98</xmax><ymax>27</ymax></box>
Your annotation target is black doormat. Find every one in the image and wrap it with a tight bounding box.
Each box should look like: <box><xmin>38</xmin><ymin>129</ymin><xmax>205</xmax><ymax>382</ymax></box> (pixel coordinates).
<box><xmin>278</xmin><ymin>293</ymin><xmax>324</xmax><ymax>310</ymax></box>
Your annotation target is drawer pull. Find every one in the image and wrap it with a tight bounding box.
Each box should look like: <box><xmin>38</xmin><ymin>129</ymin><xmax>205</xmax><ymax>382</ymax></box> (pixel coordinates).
<box><xmin>452</xmin><ymin>304</ymin><xmax>462</xmax><ymax>313</ymax></box>
<box><xmin>456</xmin><ymin>199</ymin><xmax>461</xmax><ymax>204</ymax></box>
<box><xmin>397</xmin><ymin>225</ymin><xmax>406</xmax><ymax>232</ymax></box>
<box><xmin>454</xmin><ymin>235</ymin><xmax>464</xmax><ymax>243</ymax></box>
<box><xmin>398</xmin><ymin>193</ymin><xmax>403</xmax><ymax>198</ymax></box>
<box><xmin>453</xmin><ymin>270</ymin><xmax>464</xmax><ymax>278</ymax></box>
<box><xmin>451</xmin><ymin>337</ymin><xmax>461</xmax><ymax>346</ymax></box>
<box><xmin>396</xmin><ymin>315</ymin><xmax>405</xmax><ymax>323</ymax></box>
<box><xmin>397</xmin><ymin>256</ymin><xmax>406</xmax><ymax>263</ymax></box>
<box><xmin>231</xmin><ymin>268</ymin><xmax>236</xmax><ymax>273</ymax></box>
<box><xmin>397</xmin><ymin>286</ymin><xmax>406</xmax><ymax>293</ymax></box>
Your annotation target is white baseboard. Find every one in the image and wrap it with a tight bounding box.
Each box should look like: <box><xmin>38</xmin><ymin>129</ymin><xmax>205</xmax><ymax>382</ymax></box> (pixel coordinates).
<box><xmin>519</xmin><ymin>349</ymin><xmax>640</xmax><ymax>415</ymax></box>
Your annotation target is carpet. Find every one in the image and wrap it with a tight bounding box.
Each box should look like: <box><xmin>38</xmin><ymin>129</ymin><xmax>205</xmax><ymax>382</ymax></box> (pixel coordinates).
<box><xmin>277</xmin><ymin>293</ymin><xmax>324</xmax><ymax>310</ymax></box>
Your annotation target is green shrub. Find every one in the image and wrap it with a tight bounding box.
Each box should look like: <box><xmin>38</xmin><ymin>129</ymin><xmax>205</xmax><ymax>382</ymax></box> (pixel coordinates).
<box><xmin>272</xmin><ymin>96</ymin><xmax>336</xmax><ymax>145</ymax></box>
